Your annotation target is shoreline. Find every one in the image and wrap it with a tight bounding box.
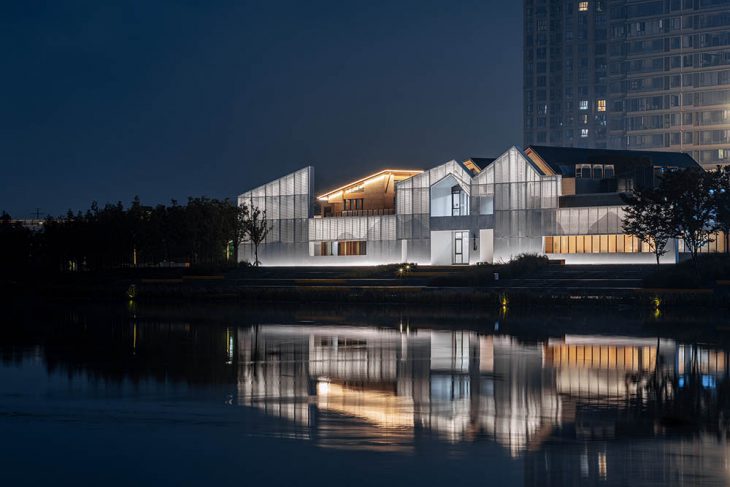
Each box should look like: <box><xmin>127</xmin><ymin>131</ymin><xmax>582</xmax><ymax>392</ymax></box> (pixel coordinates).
<box><xmin>2</xmin><ymin>278</ymin><xmax>723</xmax><ymax>308</ymax></box>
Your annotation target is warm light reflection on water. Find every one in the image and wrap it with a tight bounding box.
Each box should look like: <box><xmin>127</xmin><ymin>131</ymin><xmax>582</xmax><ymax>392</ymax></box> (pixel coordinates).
<box><xmin>4</xmin><ymin>305</ymin><xmax>730</xmax><ymax>485</ymax></box>
<box><xmin>235</xmin><ymin>324</ymin><xmax>730</xmax><ymax>471</ymax></box>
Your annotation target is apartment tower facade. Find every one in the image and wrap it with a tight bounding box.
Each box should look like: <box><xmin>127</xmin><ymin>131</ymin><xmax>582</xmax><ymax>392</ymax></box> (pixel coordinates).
<box><xmin>524</xmin><ymin>0</ymin><xmax>730</xmax><ymax>168</ymax></box>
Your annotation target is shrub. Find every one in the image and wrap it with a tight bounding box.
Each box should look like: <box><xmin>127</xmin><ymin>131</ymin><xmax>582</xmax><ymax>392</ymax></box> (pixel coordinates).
<box><xmin>428</xmin><ymin>253</ymin><xmax>550</xmax><ymax>287</ymax></box>
<box><xmin>503</xmin><ymin>253</ymin><xmax>550</xmax><ymax>278</ymax></box>
<box><xmin>643</xmin><ymin>254</ymin><xmax>730</xmax><ymax>289</ymax></box>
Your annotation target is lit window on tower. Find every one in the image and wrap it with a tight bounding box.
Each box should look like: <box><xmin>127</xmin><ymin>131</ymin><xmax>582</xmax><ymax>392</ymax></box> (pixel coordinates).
<box><xmin>580</xmin><ymin>100</ymin><xmax>589</xmax><ymax>110</ymax></box>
<box><xmin>581</xmin><ymin>128</ymin><xmax>589</xmax><ymax>137</ymax></box>
<box><xmin>597</xmin><ymin>99</ymin><xmax>606</xmax><ymax>112</ymax></box>
<box><xmin>579</xmin><ymin>2</ymin><xmax>589</xmax><ymax>11</ymax></box>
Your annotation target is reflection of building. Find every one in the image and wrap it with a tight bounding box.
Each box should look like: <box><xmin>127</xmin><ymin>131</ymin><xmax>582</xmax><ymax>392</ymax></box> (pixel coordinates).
<box><xmin>235</xmin><ymin>325</ymin><xmax>730</xmax><ymax>462</ymax></box>
<box><xmin>236</xmin><ymin>326</ymin><xmax>559</xmax><ymax>455</ymax></box>
<box><xmin>238</xmin><ymin>146</ymin><xmax>704</xmax><ymax>266</ymax></box>
<box><xmin>546</xmin><ymin>335</ymin><xmax>670</xmax><ymax>399</ymax></box>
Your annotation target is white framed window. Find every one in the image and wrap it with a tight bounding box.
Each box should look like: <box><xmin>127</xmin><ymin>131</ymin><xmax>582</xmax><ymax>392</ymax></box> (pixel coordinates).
<box><xmin>579</xmin><ymin>100</ymin><xmax>589</xmax><ymax>110</ymax></box>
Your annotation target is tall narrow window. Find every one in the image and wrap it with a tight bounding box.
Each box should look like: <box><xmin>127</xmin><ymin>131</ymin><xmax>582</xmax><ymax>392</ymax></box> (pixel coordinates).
<box><xmin>597</xmin><ymin>99</ymin><xmax>606</xmax><ymax>112</ymax></box>
<box><xmin>451</xmin><ymin>185</ymin><xmax>462</xmax><ymax>216</ymax></box>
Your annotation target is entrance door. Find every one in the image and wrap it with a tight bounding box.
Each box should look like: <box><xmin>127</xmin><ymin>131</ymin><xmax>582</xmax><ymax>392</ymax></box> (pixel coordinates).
<box><xmin>453</xmin><ymin>231</ymin><xmax>468</xmax><ymax>264</ymax></box>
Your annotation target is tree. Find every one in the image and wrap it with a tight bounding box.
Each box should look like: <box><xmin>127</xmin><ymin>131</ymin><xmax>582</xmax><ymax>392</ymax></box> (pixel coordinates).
<box><xmin>663</xmin><ymin>168</ymin><xmax>720</xmax><ymax>266</ymax></box>
<box><xmin>622</xmin><ymin>187</ymin><xmax>674</xmax><ymax>265</ymax></box>
<box><xmin>243</xmin><ymin>200</ymin><xmax>270</xmax><ymax>266</ymax></box>
<box><xmin>714</xmin><ymin>165</ymin><xmax>730</xmax><ymax>250</ymax></box>
<box><xmin>228</xmin><ymin>200</ymin><xmax>249</xmax><ymax>263</ymax></box>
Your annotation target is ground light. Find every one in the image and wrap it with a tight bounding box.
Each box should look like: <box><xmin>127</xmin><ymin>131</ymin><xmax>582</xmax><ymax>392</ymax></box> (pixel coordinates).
<box><xmin>126</xmin><ymin>284</ymin><xmax>137</xmax><ymax>300</ymax></box>
<box><xmin>652</xmin><ymin>296</ymin><xmax>662</xmax><ymax>320</ymax></box>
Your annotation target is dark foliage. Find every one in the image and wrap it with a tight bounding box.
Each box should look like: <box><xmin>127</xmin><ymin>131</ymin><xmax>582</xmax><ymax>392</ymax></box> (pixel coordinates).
<box><xmin>643</xmin><ymin>254</ymin><xmax>730</xmax><ymax>289</ymax></box>
<box><xmin>428</xmin><ymin>253</ymin><xmax>550</xmax><ymax>287</ymax></box>
<box><xmin>1</xmin><ymin>197</ymin><xmax>244</xmax><ymax>273</ymax></box>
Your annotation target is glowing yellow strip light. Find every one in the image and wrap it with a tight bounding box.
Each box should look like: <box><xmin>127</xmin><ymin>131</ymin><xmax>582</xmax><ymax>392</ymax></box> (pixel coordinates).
<box><xmin>317</xmin><ymin>169</ymin><xmax>423</xmax><ymax>201</ymax></box>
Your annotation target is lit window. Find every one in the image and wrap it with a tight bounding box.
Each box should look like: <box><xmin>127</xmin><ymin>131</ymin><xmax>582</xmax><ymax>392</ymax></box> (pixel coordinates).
<box><xmin>581</xmin><ymin>129</ymin><xmax>589</xmax><ymax>138</ymax></box>
<box><xmin>578</xmin><ymin>2</ymin><xmax>589</xmax><ymax>12</ymax></box>
<box><xmin>579</xmin><ymin>100</ymin><xmax>589</xmax><ymax>110</ymax></box>
<box><xmin>597</xmin><ymin>99</ymin><xmax>606</xmax><ymax>112</ymax></box>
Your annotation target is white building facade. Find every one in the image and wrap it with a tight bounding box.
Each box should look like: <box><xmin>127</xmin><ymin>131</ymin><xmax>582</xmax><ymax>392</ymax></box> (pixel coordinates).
<box><xmin>238</xmin><ymin>145</ymin><xmax>703</xmax><ymax>266</ymax></box>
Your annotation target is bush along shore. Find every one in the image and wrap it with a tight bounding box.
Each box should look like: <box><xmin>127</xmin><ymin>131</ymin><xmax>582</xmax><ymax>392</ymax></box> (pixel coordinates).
<box><xmin>4</xmin><ymin>254</ymin><xmax>730</xmax><ymax>309</ymax></box>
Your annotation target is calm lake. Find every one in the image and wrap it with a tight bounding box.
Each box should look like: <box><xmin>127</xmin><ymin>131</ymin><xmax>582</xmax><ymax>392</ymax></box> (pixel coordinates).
<box><xmin>2</xmin><ymin>301</ymin><xmax>730</xmax><ymax>486</ymax></box>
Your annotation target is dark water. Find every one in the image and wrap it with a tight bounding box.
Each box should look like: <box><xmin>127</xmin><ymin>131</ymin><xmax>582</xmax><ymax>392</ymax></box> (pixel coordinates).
<box><xmin>2</xmin><ymin>302</ymin><xmax>730</xmax><ymax>486</ymax></box>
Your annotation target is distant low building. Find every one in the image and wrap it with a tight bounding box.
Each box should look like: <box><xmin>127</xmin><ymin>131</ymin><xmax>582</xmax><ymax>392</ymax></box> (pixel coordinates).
<box><xmin>237</xmin><ymin>145</ymin><xmax>713</xmax><ymax>266</ymax></box>
<box><xmin>7</xmin><ymin>219</ymin><xmax>45</xmax><ymax>232</ymax></box>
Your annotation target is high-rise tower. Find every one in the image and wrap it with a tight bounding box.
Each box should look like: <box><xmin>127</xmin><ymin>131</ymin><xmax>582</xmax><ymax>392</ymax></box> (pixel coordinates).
<box><xmin>524</xmin><ymin>0</ymin><xmax>730</xmax><ymax>168</ymax></box>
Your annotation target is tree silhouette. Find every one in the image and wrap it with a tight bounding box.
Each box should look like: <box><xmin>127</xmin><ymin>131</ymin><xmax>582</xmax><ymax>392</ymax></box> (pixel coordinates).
<box><xmin>622</xmin><ymin>187</ymin><xmax>674</xmax><ymax>265</ymax></box>
<box><xmin>243</xmin><ymin>200</ymin><xmax>270</xmax><ymax>266</ymax></box>
<box><xmin>663</xmin><ymin>168</ymin><xmax>719</xmax><ymax>265</ymax></box>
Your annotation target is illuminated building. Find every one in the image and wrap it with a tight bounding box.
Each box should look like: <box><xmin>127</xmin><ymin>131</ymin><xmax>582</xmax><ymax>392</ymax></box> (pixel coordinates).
<box><xmin>524</xmin><ymin>0</ymin><xmax>730</xmax><ymax>169</ymax></box>
<box><xmin>237</xmin><ymin>145</ymin><xmax>703</xmax><ymax>265</ymax></box>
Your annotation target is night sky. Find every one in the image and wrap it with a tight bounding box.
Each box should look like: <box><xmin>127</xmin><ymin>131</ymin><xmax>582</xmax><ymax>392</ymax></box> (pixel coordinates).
<box><xmin>1</xmin><ymin>0</ymin><xmax>522</xmax><ymax>218</ymax></box>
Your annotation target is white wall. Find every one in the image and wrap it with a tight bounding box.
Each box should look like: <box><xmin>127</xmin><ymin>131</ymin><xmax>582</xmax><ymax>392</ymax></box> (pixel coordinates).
<box><xmin>479</xmin><ymin>229</ymin><xmax>494</xmax><ymax>264</ymax></box>
<box><xmin>430</xmin><ymin>174</ymin><xmax>468</xmax><ymax>217</ymax></box>
<box><xmin>430</xmin><ymin>231</ymin><xmax>453</xmax><ymax>265</ymax></box>
<box><xmin>430</xmin><ymin>182</ymin><xmax>452</xmax><ymax>217</ymax></box>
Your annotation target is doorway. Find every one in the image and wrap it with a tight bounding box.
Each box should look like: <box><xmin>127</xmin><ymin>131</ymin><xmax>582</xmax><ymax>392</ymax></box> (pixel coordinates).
<box><xmin>453</xmin><ymin>231</ymin><xmax>469</xmax><ymax>264</ymax></box>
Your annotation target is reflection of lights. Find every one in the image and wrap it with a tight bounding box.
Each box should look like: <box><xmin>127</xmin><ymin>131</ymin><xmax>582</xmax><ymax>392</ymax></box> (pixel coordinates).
<box><xmin>317</xmin><ymin>380</ymin><xmax>330</xmax><ymax>395</ymax></box>
<box><xmin>598</xmin><ymin>451</ymin><xmax>607</xmax><ymax>480</ymax></box>
<box><xmin>316</xmin><ymin>381</ymin><xmax>414</xmax><ymax>429</ymax></box>
<box><xmin>226</xmin><ymin>328</ymin><xmax>234</xmax><ymax>365</ymax></box>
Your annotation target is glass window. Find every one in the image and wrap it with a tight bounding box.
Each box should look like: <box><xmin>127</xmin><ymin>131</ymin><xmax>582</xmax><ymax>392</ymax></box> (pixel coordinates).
<box><xmin>337</xmin><ymin>240</ymin><xmax>367</xmax><ymax>256</ymax></box>
<box><xmin>604</xmin><ymin>164</ymin><xmax>615</xmax><ymax>178</ymax></box>
<box><xmin>597</xmin><ymin>99</ymin><xmax>606</xmax><ymax>112</ymax></box>
<box><xmin>580</xmin><ymin>100</ymin><xmax>589</xmax><ymax>110</ymax></box>
<box><xmin>545</xmin><ymin>236</ymin><xmax>553</xmax><ymax>253</ymax></box>
<box><xmin>579</xmin><ymin>2</ymin><xmax>589</xmax><ymax>12</ymax></box>
<box><xmin>581</xmin><ymin>129</ymin><xmax>589</xmax><ymax>138</ymax></box>
<box><xmin>593</xmin><ymin>165</ymin><xmax>604</xmax><ymax>179</ymax></box>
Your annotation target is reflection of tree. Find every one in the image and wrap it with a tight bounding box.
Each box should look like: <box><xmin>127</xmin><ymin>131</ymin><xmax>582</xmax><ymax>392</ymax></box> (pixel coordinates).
<box><xmin>37</xmin><ymin>318</ymin><xmax>238</xmax><ymax>386</ymax></box>
<box><xmin>643</xmin><ymin>344</ymin><xmax>730</xmax><ymax>434</ymax></box>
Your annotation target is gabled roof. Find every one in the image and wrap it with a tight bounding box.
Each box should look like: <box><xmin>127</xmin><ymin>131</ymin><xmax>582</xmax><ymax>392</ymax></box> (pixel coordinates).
<box><xmin>461</xmin><ymin>157</ymin><xmax>496</xmax><ymax>176</ymax></box>
<box><xmin>524</xmin><ymin>145</ymin><xmax>701</xmax><ymax>177</ymax></box>
<box><xmin>468</xmin><ymin>157</ymin><xmax>496</xmax><ymax>168</ymax></box>
<box><xmin>316</xmin><ymin>169</ymin><xmax>423</xmax><ymax>201</ymax></box>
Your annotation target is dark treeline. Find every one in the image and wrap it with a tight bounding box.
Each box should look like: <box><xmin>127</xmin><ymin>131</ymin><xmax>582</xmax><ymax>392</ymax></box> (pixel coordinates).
<box><xmin>1</xmin><ymin>197</ymin><xmax>244</xmax><ymax>273</ymax></box>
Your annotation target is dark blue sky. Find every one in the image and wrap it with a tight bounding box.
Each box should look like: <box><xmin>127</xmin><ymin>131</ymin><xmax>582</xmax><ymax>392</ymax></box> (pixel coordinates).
<box><xmin>1</xmin><ymin>0</ymin><xmax>522</xmax><ymax>217</ymax></box>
